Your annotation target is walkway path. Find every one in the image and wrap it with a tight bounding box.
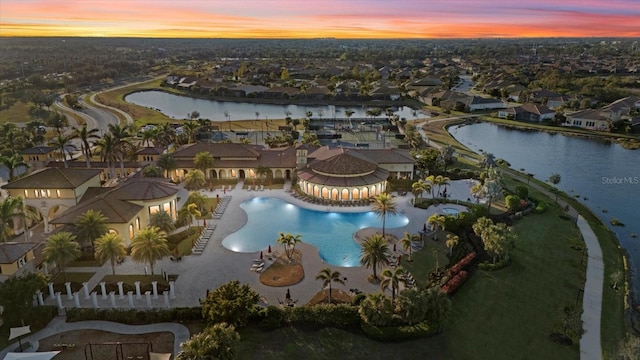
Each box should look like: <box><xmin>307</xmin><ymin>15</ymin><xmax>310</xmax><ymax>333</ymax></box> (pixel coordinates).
<box><xmin>0</xmin><ymin>317</ymin><xmax>190</xmax><ymax>358</ymax></box>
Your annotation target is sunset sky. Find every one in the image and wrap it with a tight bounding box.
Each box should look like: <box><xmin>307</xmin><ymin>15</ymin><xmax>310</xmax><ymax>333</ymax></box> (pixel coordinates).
<box><xmin>1</xmin><ymin>0</ymin><xmax>639</xmax><ymax>38</ymax></box>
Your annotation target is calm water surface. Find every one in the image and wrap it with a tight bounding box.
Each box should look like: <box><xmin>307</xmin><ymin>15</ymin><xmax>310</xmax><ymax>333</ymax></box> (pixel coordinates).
<box><xmin>221</xmin><ymin>197</ymin><xmax>409</xmax><ymax>267</ymax></box>
<box><xmin>125</xmin><ymin>90</ymin><xmax>420</xmax><ymax>121</ymax></box>
<box><xmin>450</xmin><ymin>122</ymin><xmax>640</xmax><ymax>300</ymax></box>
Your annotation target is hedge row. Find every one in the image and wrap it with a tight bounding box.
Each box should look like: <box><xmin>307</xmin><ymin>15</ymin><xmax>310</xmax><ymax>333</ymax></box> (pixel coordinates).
<box><xmin>250</xmin><ymin>304</ymin><xmax>361</xmax><ymax>330</ymax></box>
<box><xmin>360</xmin><ymin>321</ymin><xmax>435</xmax><ymax>342</ymax></box>
<box><xmin>477</xmin><ymin>256</ymin><xmax>512</xmax><ymax>271</ymax></box>
<box><xmin>66</xmin><ymin>307</ymin><xmax>202</xmax><ymax>324</ymax></box>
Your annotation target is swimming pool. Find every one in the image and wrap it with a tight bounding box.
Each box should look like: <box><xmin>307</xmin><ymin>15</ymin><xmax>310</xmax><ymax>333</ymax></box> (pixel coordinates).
<box><xmin>221</xmin><ymin>197</ymin><xmax>409</xmax><ymax>267</ymax></box>
<box><xmin>441</xmin><ymin>208</ymin><xmax>460</xmax><ymax>216</ymax></box>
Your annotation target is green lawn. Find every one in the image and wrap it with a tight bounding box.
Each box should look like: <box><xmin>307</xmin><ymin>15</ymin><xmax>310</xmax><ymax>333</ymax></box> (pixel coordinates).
<box><xmin>0</xmin><ymin>100</ymin><xmax>32</xmax><ymax>123</ymax></box>
<box><xmin>50</xmin><ymin>271</ymin><xmax>96</xmax><ymax>292</ymax></box>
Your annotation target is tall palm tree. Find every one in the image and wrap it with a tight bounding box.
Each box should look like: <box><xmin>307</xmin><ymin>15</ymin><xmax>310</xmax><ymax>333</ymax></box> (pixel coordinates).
<box><xmin>360</xmin><ymin>233</ymin><xmax>390</xmax><ymax>280</ymax></box>
<box><xmin>130</xmin><ymin>226</ymin><xmax>171</xmax><ymax>275</ymax></box>
<box><xmin>108</xmin><ymin>123</ymin><xmax>133</xmax><ymax>176</ymax></box>
<box><xmin>72</xmin><ymin>124</ymin><xmax>100</xmax><ymax>168</ymax></box>
<box><xmin>434</xmin><ymin>175</ymin><xmax>450</xmax><ymax>198</ymax></box>
<box><xmin>139</xmin><ymin>128</ymin><xmax>158</xmax><ymax>147</ymax></box>
<box><xmin>193</xmin><ymin>152</ymin><xmax>214</xmax><ymax>181</ymax></box>
<box><xmin>156</xmin><ymin>123</ymin><xmax>176</xmax><ymax>151</ymax></box>
<box><xmin>370</xmin><ymin>193</ymin><xmax>397</xmax><ymax>237</ymax></box>
<box><xmin>427</xmin><ymin>214</ymin><xmax>446</xmax><ymax>241</ymax></box>
<box><xmin>0</xmin><ymin>196</ymin><xmax>24</xmax><ymax>242</ymax></box>
<box><xmin>315</xmin><ymin>267</ymin><xmax>345</xmax><ymax>304</ymax></box>
<box><xmin>381</xmin><ymin>266</ymin><xmax>407</xmax><ymax>304</ymax></box>
<box><xmin>276</xmin><ymin>232</ymin><xmax>302</xmax><ymax>262</ymax></box>
<box><xmin>481</xmin><ymin>152</ymin><xmax>496</xmax><ymax>169</ymax></box>
<box><xmin>0</xmin><ymin>153</ymin><xmax>28</xmax><ymax>181</ymax></box>
<box><xmin>400</xmin><ymin>231</ymin><xmax>419</xmax><ymax>262</ymax></box>
<box><xmin>94</xmin><ymin>232</ymin><xmax>127</xmax><ymax>275</ymax></box>
<box><xmin>254</xmin><ymin>166</ymin><xmax>270</xmax><ymax>186</ymax></box>
<box><xmin>411</xmin><ymin>179</ymin><xmax>431</xmax><ymax>205</ymax></box>
<box><xmin>446</xmin><ymin>234</ymin><xmax>459</xmax><ymax>257</ymax></box>
<box><xmin>48</xmin><ymin>133</ymin><xmax>77</xmax><ymax>168</ymax></box>
<box><xmin>425</xmin><ymin>175</ymin><xmax>436</xmax><ymax>198</ymax></box>
<box><xmin>157</xmin><ymin>153</ymin><xmax>177</xmax><ymax>179</ymax></box>
<box><xmin>186</xmin><ymin>203</ymin><xmax>201</xmax><ymax>230</ymax></box>
<box><xmin>186</xmin><ymin>191</ymin><xmax>207</xmax><ymax>213</ymax></box>
<box><xmin>74</xmin><ymin>209</ymin><xmax>108</xmax><ymax>253</ymax></box>
<box><xmin>96</xmin><ymin>132</ymin><xmax>118</xmax><ymax>179</ymax></box>
<box><xmin>183</xmin><ymin>121</ymin><xmax>199</xmax><ymax>144</ymax></box>
<box><xmin>43</xmin><ymin>231</ymin><xmax>81</xmax><ymax>281</ymax></box>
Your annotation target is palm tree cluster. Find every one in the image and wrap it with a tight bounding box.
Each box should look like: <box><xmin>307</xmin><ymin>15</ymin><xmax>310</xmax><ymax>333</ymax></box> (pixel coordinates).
<box><xmin>276</xmin><ymin>232</ymin><xmax>302</xmax><ymax>263</ymax></box>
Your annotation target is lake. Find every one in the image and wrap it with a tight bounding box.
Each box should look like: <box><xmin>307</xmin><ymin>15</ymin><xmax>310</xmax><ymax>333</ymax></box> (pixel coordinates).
<box><xmin>125</xmin><ymin>90</ymin><xmax>421</xmax><ymax>121</ymax></box>
<box><xmin>450</xmin><ymin>122</ymin><xmax>640</xmax><ymax>300</ymax></box>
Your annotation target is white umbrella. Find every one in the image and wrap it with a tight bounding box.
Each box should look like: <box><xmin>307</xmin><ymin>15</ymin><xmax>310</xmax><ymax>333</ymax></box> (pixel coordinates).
<box><xmin>149</xmin><ymin>353</ymin><xmax>172</xmax><ymax>360</ymax></box>
<box><xmin>3</xmin><ymin>351</ymin><xmax>60</xmax><ymax>360</ymax></box>
<box><xmin>8</xmin><ymin>326</ymin><xmax>31</xmax><ymax>352</ymax></box>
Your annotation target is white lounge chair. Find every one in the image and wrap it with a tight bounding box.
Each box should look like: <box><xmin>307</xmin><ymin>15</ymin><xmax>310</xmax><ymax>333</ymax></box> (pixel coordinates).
<box><xmin>260</xmin><ymin>185</ymin><xmax>264</xmax><ymax>191</ymax></box>
<box><xmin>247</xmin><ymin>185</ymin><xmax>252</xmax><ymax>191</ymax></box>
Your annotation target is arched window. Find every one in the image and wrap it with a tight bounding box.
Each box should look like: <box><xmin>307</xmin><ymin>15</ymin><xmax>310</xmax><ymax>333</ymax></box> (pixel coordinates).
<box><xmin>341</xmin><ymin>189</ymin><xmax>350</xmax><ymax>200</ymax></box>
<box><xmin>352</xmin><ymin>188</ymin><xmax>360</xmax><ymax>200</ymax></box>
<box><xmin>331</xmin><ymin>188</ymin><xmax>339</xmax><ymax>200</ymax></box>
<box><xmin>361</xmin><ymin>187</ymin><xmax>369</xmax><ymax>198</ymax></box>
<box><xmin>321</xmin><ymin>187</ymin><xmax>329</xmax><ymax>199</ymax></box>
<box><xmin>313</xmin><ymin>185</ymin><xmax>320</xmax><ymax>197</ymax></box>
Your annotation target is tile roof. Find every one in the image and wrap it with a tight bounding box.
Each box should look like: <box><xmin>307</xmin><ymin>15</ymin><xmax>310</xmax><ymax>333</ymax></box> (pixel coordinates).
<box><xmin>310</xmin><ymin>150</ymin><xmax>378</xmax><ymax>175</ymax></box>
<box><xmin>0</xmin><ymin>242</ymin><xmax>39</xmax><ymax>264</ymax></box>
<box><xmin>172</xmin><ymin>143</ymin><xmax>260</xmax><ymax>160</ymax></box>
<box><xmin>20</xmin><ymin>146</ymin><xmax>56</xmax><ymax>155</ymax></box>
<box><xmin>1</xmin><ymin>168</ymin><xmax>102</xmax><ymax>189</ymax></box>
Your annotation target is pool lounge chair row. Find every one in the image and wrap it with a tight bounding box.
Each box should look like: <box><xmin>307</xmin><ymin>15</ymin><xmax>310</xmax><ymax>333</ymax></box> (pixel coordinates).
<box><xmin>247</xmin><ymin>184</ymin><xmax>266</xmax><ymax>191</ymax></box>
<box><xmin>212</xmin><ymin>196</ymin><xmax>232</xmax><ymax>219</ymax></box>
<box><xmin>191</xmin><ymin>224</ymin><xmax>217</xmax><ymax>255</ymax></box>
<box><xmin>250</xmin><ymin>260</ymin><xmax>264</xmax><ymax>273</ymax></box>
<box><xmin>290</xmin><ymin>193</ymin><xmax>371</xmax><ymax>207</ymax></box>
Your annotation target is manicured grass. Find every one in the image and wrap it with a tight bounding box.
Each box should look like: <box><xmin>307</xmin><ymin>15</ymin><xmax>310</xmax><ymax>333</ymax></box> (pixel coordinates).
<box><xmin>50</xmin><ymin>271</ymin><xmax>96</xmax><ymax>292</ymax></box>
<box><xmin>401</xmin><ymin>232</ymin><xmax>454</xmax><ymax>285</ymax></box>
<box><xmin>444</xmin><ymin>205</ymin><xmax>583</xmax><ymax>359</ymax></box>
<box><xmin>235</xmin><ymin>326</ymin><xmax>451</xmax><ymax>360</ymax></box>
<box><xmin>0</xmin><ymin>100</ymin><xmax>32</xmax><ymax>123</ymax></box>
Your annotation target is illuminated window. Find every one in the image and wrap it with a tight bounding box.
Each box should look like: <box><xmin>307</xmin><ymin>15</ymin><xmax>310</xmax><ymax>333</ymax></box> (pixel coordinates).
<box><xmin>24</xmin><ymin>190</ymin><xmax>29</xmax><ymax>198</ymax></box>
<box><xmin>149</xmin><ymin>205</ymin><xmax>161</xmax><ymax>215</ymax></box>
<box><xmin>163</xmin><ymin>202</ymin><xmax>171</xmax><ymax>214</ymax></box>
<box><xmin>136</xmin><ymin>217</ymin><xmax>141</xmax><ymax>230</ymax></box>
<box><xmin>230</xmin><ymin>169</ymin><xmax>236</xmax><ymax>177</ymax></box>
<box><xmin>46</xmin><ymin>190</ymin><xmax>51</xmax><ymax>198</ymax></box>
<box><xmin>249</xmin><ymin>169</ymin><xmax>255</xmax><ymax>177</ymax></box>
<box><xmin>108</xmin><ymin>229</ymin><xmax>118</xmax><ymax>235</ymax></box>
<box><xmin>129</xmin><ymin>224</ymin><xmax>134</xmax><ymax>239</ymax></box>
<box><xmin>56</xmin><ymin>189</ymin><xmax>61</xmax><ymax>198</ymax></box>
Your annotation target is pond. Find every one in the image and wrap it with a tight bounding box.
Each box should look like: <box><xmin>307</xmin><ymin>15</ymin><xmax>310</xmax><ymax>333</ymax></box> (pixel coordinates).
<box><xmin>125</xmin><ymin>90</ymin><xmax>422</xmax><ymax>121</ymax></box>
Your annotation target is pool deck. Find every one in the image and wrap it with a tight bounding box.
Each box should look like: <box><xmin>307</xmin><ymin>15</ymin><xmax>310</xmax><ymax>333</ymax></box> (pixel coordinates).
<box><xmin>44</xmin><ymin>180</ymin><xmax>470</xmax><ymax>309</ymax></box>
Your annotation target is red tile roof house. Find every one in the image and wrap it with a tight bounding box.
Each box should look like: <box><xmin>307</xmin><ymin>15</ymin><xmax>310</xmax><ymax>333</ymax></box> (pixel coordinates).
<box><xmin>1</xmin><ymin>168</ymin><xmax>102</xmax><ymax>233</ymax></box>
<box><xmin>498</xmin><ymin>103</ymin><xmax>555</xmax><ymax>123</ymax></box>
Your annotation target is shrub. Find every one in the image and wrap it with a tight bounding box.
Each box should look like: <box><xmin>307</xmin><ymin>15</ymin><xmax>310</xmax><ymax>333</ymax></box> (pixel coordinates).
<box><xmin>360</xmin><ymin>321</ymin><xmax>434</xmax><ymax>342</ymax></box>
<box><xmin>515</xmin><ymin>185</ymin><xmax>529</xmax><ymax>199</ymax></box>
<box><xmin>534</xmin><ymin>202</ymin><xmax>547</xmax><ymax>214</ymax></box>
<box><xmin>352</xmin><ymin>293</ymin><xmax>366</xmax><ymax>306</ymax></box>
<box><xmin>477</xmin><ymin>256</ymin><xmax>512</xmax><ymax>271</ymax></box>
<box><xmin>65</xmin><ymin>307</ymin><xmax>202</xmax><ymax>324</ymax></box>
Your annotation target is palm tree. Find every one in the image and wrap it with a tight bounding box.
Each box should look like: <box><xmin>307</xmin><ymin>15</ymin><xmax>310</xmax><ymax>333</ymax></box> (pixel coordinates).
<box><xmin>157</xmin><ymin>153</ymin><xmax>177</xmax><ymax>179</ymax></box>
<box><xmin>130</xmin><ymin>226</ymin><xmax>171</xmax><ymax>275</ymax></box>
<box><xmin>184</xmin><ymin>169</ymin><xmax>206</xmax><ymax>190</ymax></box>
<box><xmin>481</xmin><ymin>152</ymin><xmax>496</xmax><ymax>169</ymax></box>
<box><xmin>94</xmin><ymin>232</ymin><xmax>127</xmax><ymax>275</ymax></box>
<box><xmin>358</xmin><ymin>293</ymin><xmax>393</xmax><ymax>327</ymax></box>
<box><xmin>194</xmin><ymin>152</ymin><xmax>214</xmax><ymax>179</ymax></box>
<box><xmin>0</xmin><ymin>154</ymin><xmax>28</xmax><ymax>181</ymax></box>
<box><xmin>142</xmin><ymin>165</ymin><xmax>163</xmax><ymax>178</ymax></box>
<box><xmin>0</xmin><ymin>196</ymin><xmax>24</xmax><ymax>242</ymax></box>
<box><xmin>74</xmin><ymin>209</ymin><xmax>108</xmax><ymax>253</ymax></box>
<box><xmin>446</xmin><ymin>234</ymin><xmax>459</xmax><ymax>257</ymax></box>
<box><xmin>48</xmin><ymin>133</ymin><xmax>77</xmax><ymax>168</ymax></box>
<box><xmin>396</xmin><ymin>287</ymin><xmax>429</xmax><ymax>326</ymax></box>
<box><xmin>411</xmin><ymin>179</ymin><xmax>430</xmax><ymax>205</ymax></box>
<box><xmin>108</xmin><ymin>123</ymin><xmax>133</xmax><ymax>176</ymax></box>
<box><xmin>433</xmin><ymin>175</ymin><xmax>450</xmax><ymax>199</ymax></box>
<box><xmin>425</xmin><ymin>175</ymin><xmax>436</xmax><ymax>198</ymax></box>
<box><xmin>360</xmin><ymin>233</ymin><xmax>390</xmax><ymax>280</ymax></box>
<box><xmin>440</xmin><ymin>144</ymin><xmax>455</xmax><ymax>172</ymax></box>
<box><xmin>400</xmin><ymin>231</ymin><xmax>419</xmax><ymax>262</ymax></box>
<box><xmin>427</xmin><ymin>214</ymin><xmax>446</xmax><ymax>240</ymax></box>
<box><xmin>156</xmin><ymin>123</ymin><xmax>176</xmax><ymax>151</ymax></box>
<box><xmin>316</xmin><ymin>267</ymin><xmax>345</xmax><ymax>304</ymax></box>
<box><xmin>276</xmin><ymin>232</ymin><xmax>302</xmax><ymax>262</ymax></box>
<box><xmin>43</xmin><ymin>231</ymin><xmax>81</xmax><ymax>281</ymax></box>
<box><xmin>139</xmin><ymin>128</ymin><xmax>158</xmax><ymax>147</ymax></box>
<box><xmin>149</xmin><ymin>210</ymin><xmax>175</xmax><ymax>234</ymax></box>
<box><xmin>380</xmin><ymin>266</ymin><xmax>407</xmax><ymax>304</ymax></box>
<box><xmin>370</xmin><ymin>193</ymin><xmax>397</xmax><ymax>237</ymax></box>
<box><xmin>254</xmin><ymin>166</ymin><xmax>270</xmax><ymax>186</ymax></box>
<box><xmin>549</xmin><ymin>173</ymin><xmax>562</xmax><ymax>204</ymax></box>
<box><xmin>186</xmin><ymin>203</ymin><xmax>201</xmax><ymax>230</ymax></box>
<box><xmin>72</xmin><ymin>124</ymin><xmax>100</xmax><ymax>168</ymax></box>
<box><xmin>96</xmin><ymin>132</ymin><xmax>118</xmax><ymax>179</ymax></box>
<box><xmin>470</xmin><ymin>182</ymin><xmax>485</xmax><ymax>203</ymax></box>
<box><xmin>183</xmin><ymin>121</ymin><xmax>199</xmax><ymax>144</ymax></box>
<box><xmin>186</xmin><ymin>191</ymin><xmax>207</xmax><ymax>213</ymax></box>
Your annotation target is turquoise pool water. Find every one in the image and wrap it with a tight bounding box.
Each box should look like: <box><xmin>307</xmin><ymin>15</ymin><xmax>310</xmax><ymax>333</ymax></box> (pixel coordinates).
<box><xmin>221</xmin><ymin>197</ymin><xmax>410</xmax><ymax>267</ymax></box>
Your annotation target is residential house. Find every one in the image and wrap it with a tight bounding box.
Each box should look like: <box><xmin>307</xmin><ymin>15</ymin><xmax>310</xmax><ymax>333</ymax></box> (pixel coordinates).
<box><xmin>49</xmin><ymin>177</ymin><xmax>179</xmax><ymax>246</ymax></box>
<box><xmin>0</xmin><ymin>242</ymin><xmax>42</xmax><ymax>282</ymax></box>
<box><xmin>1</xmin><ymin>168</ymin><xmax>103</xmax><ymax>233</ymax></box>
<box><xmin>498</xmin><ymin>103</ymin><xmax>555</xmax><ymax>122</ymax></box>
<box><xmin>466</xmin><ymin>96</ymin><xmax>505</xmax><ymax>111</ymax></box>
<box><xmin>563</xmin><ymin>109</ymin><xmax>611</xmax><ymax>131</ymax></box>
<box><xmin>21</xmin><ymin>146</ymin><xmax>57</xmax><ymax>171</ymax></box>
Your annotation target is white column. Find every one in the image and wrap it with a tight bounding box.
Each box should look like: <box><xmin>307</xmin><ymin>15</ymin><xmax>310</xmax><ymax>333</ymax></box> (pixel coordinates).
<box><xmin>83</xmin><ymin>282</ymin><xmax>90</xmax><ymax>299</ymax></box>
<box><xmin>145</xmin><ymin>291</ymin><xmax>152</xmax><ymax>308</ymax></box>
<box><xmin>152</xmin><ymin>281</ymin><xmax>158</xmax><ymax>299</ymax></box>
<box><xmin>91</xmin><ymin>292</ymin><xmax>99</xmax><ymax>308</ymax></box>
<box><xmin>55</xmin><ymin>292</ymin><xmax>63</xmax><ymax>309</ymax></box>
<box><xmin>100</xmin><ymin>282</ymin><xmax>107</xmax><ymax>299</ymax></box>
<box><xmin>135</xmin><ymin>281</ymin><xmax>141</xmax><ymax>299</ymax></box>
<box><xmin>65</xmin><ymin>282</ymin><xmax>73</xmax><ymax>300</ymax></box>
<box><xmin>163</xmin><ymin>291</ymin><xmax>170</xmax><ymax>308</ymax></box>
<box><xmin>73</xmin><ymin>292</ymin><xmax>81</xmax><ymax>308</ymax></box>
<box><xmin>109</xmin><ymin>292</ymin><xmax>116</xmax><ymax>308</ymax></box>
<box><xmin>117</xmin><ymin>282</ymin><xmax>125</xmax><ymax>299</ymax></box>
<box><xmin>169</xmin><ymin>281</ymin><xmax>175</xmax><ymax>299</ymax></box>
<box><xmin>127</xmin><ymin>291</ymin><xmax>134</xmax><ymax>308</ymax></box>
<box><xmin>48</xmin><ymin>282</ymin><xmax>55</xmax><ymax>299</ymax></box>
<box><xmin>37</xmin><ymin>291</ymin><xmax>44</xmax><ymax>305</ymax></box>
